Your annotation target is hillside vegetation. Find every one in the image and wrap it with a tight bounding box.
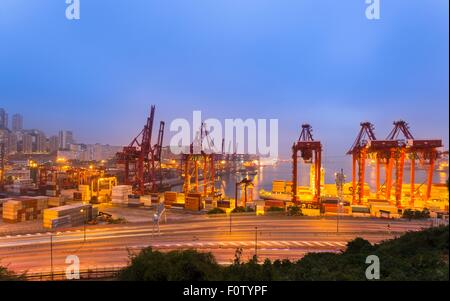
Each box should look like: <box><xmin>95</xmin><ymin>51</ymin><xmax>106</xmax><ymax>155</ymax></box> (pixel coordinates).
<box><xmin>118</xmin><ymin>226</ymin><xmax>449</xmax><ymax>281</ymax></box>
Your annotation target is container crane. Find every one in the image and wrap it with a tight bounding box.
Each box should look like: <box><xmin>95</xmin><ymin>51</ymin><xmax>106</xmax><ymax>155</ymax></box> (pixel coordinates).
<box><xmin>347</xmin><ymin>122</ymin><xmax>377</xmax><ymax>204</ymax></box>
<box><xmin>292</xmin><ymin>124</ymin><xmax>322</xmax><ymax>203</ymax></box>
<box><xmin>151</xmin><ymin>121</ymin><xmax>165</xmax><ymax>191</ymax></box>
<box><xmin>116</xmin><ymin>105</ymin><xmax>165</xmax><ymax>195</ymax></box>
<box><xmin>386</xmin><ymin>120</ymin><xmax>442</xmax><ymax>206</ymax></box>
<box><xmin>384</xmin><ymin>120</ymin><xmax>415</xmax><ymax>206</ymax></box>
<box><xmin>182</xmin><ymin>122</ymin><xmax>216</xmax><ymax>197</ymax></box>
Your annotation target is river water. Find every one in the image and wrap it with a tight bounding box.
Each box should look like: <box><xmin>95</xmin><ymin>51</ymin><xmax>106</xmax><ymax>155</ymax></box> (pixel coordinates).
<box><xmin>216</xmin><ymin>158</ymin><xmax>449</xmax><ymax>199</ymax></box>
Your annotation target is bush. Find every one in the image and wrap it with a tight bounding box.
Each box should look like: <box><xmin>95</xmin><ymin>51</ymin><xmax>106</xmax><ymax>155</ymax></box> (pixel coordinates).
<box><xmin>207</xmin><ymin>207</ymin><xmax>226</xmax><ymax>215</ymax></box>
<box><xmin>118</xmin><ymin>248</ymin><xmax>221</xmax><ymax>281</ymax></box>
<box><xmin>231</xmin><ymin>206</ymin><xmax>255</xmax><ymax>213</ymax></box>
<box><xmin>266</xmin><ymin>206</ymin><xmax>284</xmax><ymax>212</ymax></box>
<box><xmin>403</xmin><ymin>208</ymin><xmax>431</xmax><ymax>220</ymax></box>
<box><xmin>117</xmin><ymin>226</ymin><xmax>449</xmax><ymax>281</ymax></box>
<box><xmin>0</xmin><ymin>266</ymin><xmax>23</xmax><ymax>281</ymax></box>
<box><xmin>287</xmin><ymin>205</ymin><xmax>303</xmax><ymax>216</ymax></box>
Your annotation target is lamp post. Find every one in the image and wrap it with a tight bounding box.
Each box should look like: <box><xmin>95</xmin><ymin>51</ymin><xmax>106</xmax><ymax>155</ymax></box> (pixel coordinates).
<box><xmin>50</xmin><ymin>233</ymin><xmax>54</xmax><ymax>281</ymax></box>
<box><xmin>337</xmin><ymin>201</ymin><xmax>344</xmax><ymax>233</ymax></box>
<box><xmin>254</xmin><ymin>226</ymin><xmax>258</xmax><ymax>259</ymax></box>
<box><xmin>229</xmin><ymin>212</ymin><xmax>232</xmax><ymax>234</ymax></box>
<box><xmin>80</xmin><ymin>208</ymin><xmax>87</xmax><ymax>242</ymax></box>
<box><xmin>335</xmin><ymin>169</ymin><xmax>346</xmax><ymax>234</ymax></box>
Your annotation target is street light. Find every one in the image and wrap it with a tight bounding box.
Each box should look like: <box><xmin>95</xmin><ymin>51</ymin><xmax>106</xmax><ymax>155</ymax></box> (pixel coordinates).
<box><xmin>229</xmin><ymin>211</ymin><xmax>232</xmax><ymax>234</ymax></box>
<box><xmin>50</xmin><ymin>233</ymin><xmax>54</xmax><ymax>281</ymax></box>
<box><xmin>80</xmin><ymin>208</ymin><xmax>87</xmax><ymax>242</ymax></box>
<box><xmin>337</xmin><ymin>201</ymin><xmax>344</xmax><ymax>233</ymax></box>
<box><xmin>335</xmin><ymin>169</ymin><xmax>346</xmax><ymax>234</ymax></box>
<box><xmin>254</xmin><ymin>226</ymin><xmax>258</xmax><ymax>259</ymax></box>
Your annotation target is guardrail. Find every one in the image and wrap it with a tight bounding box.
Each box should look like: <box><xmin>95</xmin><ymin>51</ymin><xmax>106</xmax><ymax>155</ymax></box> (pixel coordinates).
<box><xmin>24</xmin><ymin>266</ymin><xmax>124</xmax><ymax>281</ymax></box>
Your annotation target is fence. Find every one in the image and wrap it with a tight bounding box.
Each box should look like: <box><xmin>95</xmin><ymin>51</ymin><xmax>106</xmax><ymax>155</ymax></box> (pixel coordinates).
<box><xmin>24</xmin><ymin>266</ymin><xmax>124</xmax><ymax>281</ymax></box>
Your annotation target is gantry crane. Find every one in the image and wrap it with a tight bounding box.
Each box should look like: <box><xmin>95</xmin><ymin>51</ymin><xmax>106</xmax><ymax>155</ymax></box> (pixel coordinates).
<box><xmin>347</xmin><ymin>122</ymin><xmax>377</xmax><ymax>204</ymax></box>
<box><xmin>151</xmin><ymin>121</ymin><xmax>165</xmax><ymax>191</ymax></box>
<box><xmin>292</xmin><ymin>124</ymin><xmax>322</xmax><ymax>203</ymax></box>
<box><xmin>116</xmin><ymin>105</ymin><xmax>165</xmax><ymax>195</ymax></box>
<box><xmin>384</xmin><ymin>120</ymin><xmax>415</xmax><ymax>207</ymax></box>
<box><xmin>182</xmin><ymin>122</ymin><xmax>216</xmax><ymax>197</ymax></box>
<box><xmin>386</xmin><ymin>120</ymin><xmax>442</xmax><ymax>206</ymax></box>
<box><xmin>365</xmin><ymin>129</ymin><xmax>401</xmax><ymax>204</ymax></box>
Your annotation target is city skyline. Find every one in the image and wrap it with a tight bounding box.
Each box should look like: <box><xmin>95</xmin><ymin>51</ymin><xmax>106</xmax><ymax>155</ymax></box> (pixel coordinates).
<box><xmin>0</xmin><ymin>0</ymin><xmax>448</xmax><ymax>286</ymax></box>
<box><xmin>0</xmin><ymin>1</ymin><xmax>448</xmax><ymax>158</ymax></box>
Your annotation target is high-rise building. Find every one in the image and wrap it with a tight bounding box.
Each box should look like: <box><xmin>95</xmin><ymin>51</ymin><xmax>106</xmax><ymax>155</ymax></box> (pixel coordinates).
<box><xmin>0</xmin><ymin>108</ymin><xmax>8</xmax><ymax>129</ymax></box>
<box><xmin>7</xmin><ymin>132</ymin><xmax>18</xmax><ymax>154</ymax></box>
<box><xmin>58</xmin><ymin>130</ymin><xmax>74</xmax><ymax>150</ymax></box>
<box><xmin>12</xmin><ymin>114</ymin><xmax>23</xmax><ymax>132</ymax></box>
<box><xmin>49</xmin><ymin>135</ymin><xmax>59</xmax><ymax>153</ymax></box>
<box><xmin>22</xmin><ymin>134</ymin><xmax>33</xmax><ymax>154</ymax></box>
<box><xmin>36</xmin><ymin>133</ymin><xmax>47</xmax><ymax>153</ymax></box>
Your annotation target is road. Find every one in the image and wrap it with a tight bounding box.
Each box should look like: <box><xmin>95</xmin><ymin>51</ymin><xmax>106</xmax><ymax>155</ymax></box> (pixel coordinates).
<box><xmin>0</xmin><ymin>215</ymin><xmax>431</xmax><ymax>275</ymax></box>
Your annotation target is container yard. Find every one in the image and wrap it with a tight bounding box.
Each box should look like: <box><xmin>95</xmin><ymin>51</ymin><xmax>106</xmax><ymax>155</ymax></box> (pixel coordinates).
<box><xmin>0</xmin><ymin>108</ymin><xmax>448</xmax><ymax>229</ymax></box>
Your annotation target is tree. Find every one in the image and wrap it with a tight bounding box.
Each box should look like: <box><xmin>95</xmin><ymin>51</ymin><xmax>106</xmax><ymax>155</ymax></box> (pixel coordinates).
<box><xmin>0</xmin><ymin>266</ymin><xmax>23</xmax><ymax>281</ymax></box>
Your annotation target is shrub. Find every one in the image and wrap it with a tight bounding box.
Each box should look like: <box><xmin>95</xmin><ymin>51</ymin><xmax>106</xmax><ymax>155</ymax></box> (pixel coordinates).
<box><xmin>267</xmin><ymin>206</ymin><xmax>284</xmax><ymax>212</ymax></box>
<box><xmin>403</xmin><ymin>208</ymin><xmax>431</xmax><ymax>220</ymax></box>
<box><xmin>117</xmin><ymin>226</ymin><xmax>449</xmax><ymax>281</ymax></box>
<box><xmin>231</xmin><ymin>206</ymin><xmax>255</xmax><ymax>213</ymax></box>
<box><xmin>118</xmin><ymin>248</ymin><xmax>221</xmax><ymax>281</ymax></box>
<box><xmin>207</xmin><ymin>207</ymin><xmax>226</xmax><ymax>214</ymax></box>
<box><xmin>287</xmin><ymin>205</ymin><xmax>303</xmax><ymax>216</ymax></box>
<box><xmin>0</xmin><ymin>266</ymin><xmax>24</xmax><ymax>281</ymax></box>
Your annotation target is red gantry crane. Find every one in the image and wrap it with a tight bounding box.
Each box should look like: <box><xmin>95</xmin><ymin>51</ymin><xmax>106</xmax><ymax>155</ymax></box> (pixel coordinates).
<box><xmin>384</xmin><ymin>120</ymin><xmax>415</xmax><ymax>207</ymax></box>
<box><xmin>386</xmin><ymin>120</ymin><xmax>442</xmax><ymax>206</ymax></box>
<box><xmin>116</xmin><ymin>105</ymin><xmax>165</xmax><ymax>195</ymax></box>
<box><xmin>292</xmin><ymin>124</ymin><xmax>322</xmax><ymax>204</ymax></box>
<box><xmin>182</xmin><ymin>122</ymin><xmax>216</xmax><ymax>197</ymax></box>
<box><xmin>347</xmin><ymin>122</ymin><xmax>377</xmax><ymax>204</ymax></box>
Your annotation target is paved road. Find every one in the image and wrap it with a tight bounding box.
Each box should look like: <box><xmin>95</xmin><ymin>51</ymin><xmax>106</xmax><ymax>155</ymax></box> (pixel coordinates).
<box><xmin>0</xmin><ymin>216</ymin><xmax>431</xmax><ymax>275</ymax></box>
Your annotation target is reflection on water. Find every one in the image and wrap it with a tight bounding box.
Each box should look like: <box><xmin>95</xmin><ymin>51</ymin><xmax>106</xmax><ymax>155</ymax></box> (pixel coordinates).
<box><xmin>217</xmin><ymin>160</ymin><xmax>449</xmax><ymax>198</ymax></box>
<box><xmin>172</xmin><ymin>159</ymin><xmax>448</xmax><ymax>198</ymax></box>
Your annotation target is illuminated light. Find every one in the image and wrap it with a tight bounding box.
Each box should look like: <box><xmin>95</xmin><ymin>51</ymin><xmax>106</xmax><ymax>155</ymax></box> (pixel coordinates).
<box><xmin>220</xmin><ymin>160</ymin><xmax>226</xmax><ymax>165</ymax></box>
<box><xmin>57</xmin><ymin>157</ymin><xmax>66</xmax><ymax>163</ymax></box>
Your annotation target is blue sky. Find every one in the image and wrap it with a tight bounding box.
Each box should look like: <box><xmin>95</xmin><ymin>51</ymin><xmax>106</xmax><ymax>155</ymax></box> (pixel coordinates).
<box><xmin>0</xmin><ymin>0</ymin><xmax>448</xmax><ymax>158</ymax></box>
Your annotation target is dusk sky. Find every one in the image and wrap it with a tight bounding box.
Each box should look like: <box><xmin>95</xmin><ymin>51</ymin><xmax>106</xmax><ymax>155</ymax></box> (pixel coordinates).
<box><xmin>0</xmin><ymin>0</ymin><xmax>448</xmax><ymax>158</ymax></box>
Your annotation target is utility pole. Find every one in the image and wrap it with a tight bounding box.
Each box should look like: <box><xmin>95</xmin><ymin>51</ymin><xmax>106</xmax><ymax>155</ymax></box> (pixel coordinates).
<box><xmin>335</xmin><ymin>169</ymin><xmax>346</xmax><ymax>233</ymax></box>
<box><xmin>235</xmin><ymin>181</ymin><xmax>239</xmax><ymax>209</ymax></box>
<box><xmin>81</xmin><ymin>208</ymin><xmax>87</xmax><ymax>242</ymax></box>
<box><xmin>254</xmin><ymin>226</ymin><xmax>258</xmax><ymax>259</ymax></box>
<box><xmin>50</xmin><ymin>234</ymin><xmax>54</xmax><ymax>281</ymax></box>
<box><xmin>152</xmin><ymin>202</ymin><xmax>165</xmax><ymax>237</ymax></box>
